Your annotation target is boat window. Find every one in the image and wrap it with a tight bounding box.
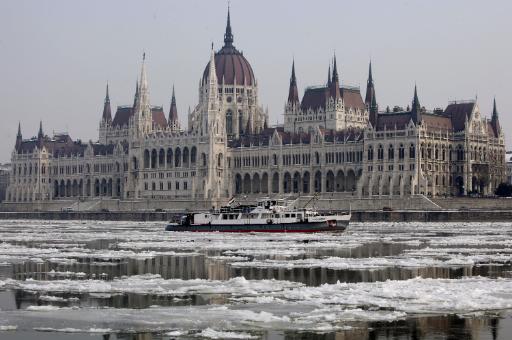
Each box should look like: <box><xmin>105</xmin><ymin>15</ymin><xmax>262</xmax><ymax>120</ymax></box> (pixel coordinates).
<box><xmin>291</xmin><ymin>214</ymin><xmax>295</xmax><ymax>218</ymax></box>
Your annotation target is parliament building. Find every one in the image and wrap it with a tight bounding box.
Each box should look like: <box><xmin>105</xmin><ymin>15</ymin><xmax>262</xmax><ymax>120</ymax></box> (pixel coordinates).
<box><xmin>5</xmin><ymin>10</ymin><xmax>507</xmax><ymax>208</ymax></box>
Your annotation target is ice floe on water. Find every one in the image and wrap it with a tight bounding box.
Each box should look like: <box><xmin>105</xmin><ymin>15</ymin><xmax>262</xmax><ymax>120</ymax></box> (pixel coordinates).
<box><xmin>198</xmin><ymin>328</ymin><xmax>258</xmax><ymax>339</ymax></box>
<box><xmin>1</xmin><ymin>275</ymin><xmax>302</xmax><ymax>296</ymax></box>
<box><xmin>1</xmin><ymin>220</ymin><xmax>512</xmax><ymax>335</ymax></box>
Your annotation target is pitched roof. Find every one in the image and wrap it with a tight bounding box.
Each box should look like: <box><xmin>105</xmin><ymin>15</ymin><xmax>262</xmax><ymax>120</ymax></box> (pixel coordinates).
<box><xmin>300</xmin><ymin>86</ymin><xmax>365</xmax><ymax>112</ymax></box>
<box><xmin>444</xmin><ymin>102</ymin><xmax>475</xmax><ymax>131</ymax></box>
<box><xmin>111</xmin><ymin>106</ymin><xmax>167</xmax><ymax>129</ymax></box>
<box><xmin>376</xmin><ymin>112</ymin><xmax>412</xmax><ymax>130</ymax></box>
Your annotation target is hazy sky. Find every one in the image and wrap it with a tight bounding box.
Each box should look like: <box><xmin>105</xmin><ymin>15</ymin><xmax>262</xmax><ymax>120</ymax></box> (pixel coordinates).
<box><xmin>1</xmin><ymin>0</ymin><xmax>511</xmax><ymax>162</ymax></box>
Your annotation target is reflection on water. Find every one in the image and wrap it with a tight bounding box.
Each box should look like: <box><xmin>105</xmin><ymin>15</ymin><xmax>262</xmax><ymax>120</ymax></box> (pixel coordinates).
<box><xmin>0</xmin><ymin>315</ymin><xmax>508</xmax><ymax>339</ymax></box>
<box><xmin>1</xmin><ymin>221</ymin><xmax>512</xmax><ymax>338</ymax></box>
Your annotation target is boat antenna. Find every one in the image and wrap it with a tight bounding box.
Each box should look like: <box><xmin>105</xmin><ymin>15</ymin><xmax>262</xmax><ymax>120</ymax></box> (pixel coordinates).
<box><xmin>303</xmin><ymin>192</ymin><xmax>319</xmax><ymax>210</ymax></box>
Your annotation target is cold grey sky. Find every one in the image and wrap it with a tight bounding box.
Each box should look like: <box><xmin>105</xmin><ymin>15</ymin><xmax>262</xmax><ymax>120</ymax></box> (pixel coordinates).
<box><xmin>1</xmin><ymin>0</ymin><xmax>511</xmax><ymax>162</ymax></box>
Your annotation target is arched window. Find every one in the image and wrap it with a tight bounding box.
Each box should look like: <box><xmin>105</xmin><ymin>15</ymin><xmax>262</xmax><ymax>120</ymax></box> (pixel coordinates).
<box><xmin>399</xmin><ymin>144</ymin><xmax>405</xmax><ymax>160</ymax></box>
<box><xmin>367</xmin><ymin>146</ymin><xmax>374</xmax><ymax>161</ymax></box>
<box><xmin>409</xmin><ymin>144</ymin><xmax>415</xmax><ymax>159</ymax></box>
<box><xmin>377</xmin><ymin>145</ymin><xmax>384</xmax><ymax>160</ymax></box>
<box><xmin>388</xmin><ymin>145</ymin><xmax>394</xmax><ymax>160</ymax></box>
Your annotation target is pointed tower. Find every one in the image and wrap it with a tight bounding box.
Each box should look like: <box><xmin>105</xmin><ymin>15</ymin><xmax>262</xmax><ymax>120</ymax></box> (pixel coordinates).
<box><xmin>287</xmin><ymin>60</ymin><xmax>299</xmax><ymax>104</ymax></box>
<box><xmin>38</xmin><ymin>121</ymin><xmax>44</xmax><ymax>139</ymax></box>
<box><xmin>168</xmin><ymin>85</ymin><xmax>180</xmax><ymax>132</ymax></box>
<box><xmin>133</xmin><ymin>79</ymin><xmax>139</xmax><ymax>108</ymax></box>
<box><xmin>329</xmin><ymin>55</ymin><xmax>341</xmax><ymax>99</ymax></box>
<box><xmin>133</xmin><ymin>53</ymin><xmax>152</xmax><ymax>136</ymax></box>
<box><xmin>15</xmin><ymin>122</ymin><xmax>22</xmax><ymax>150</ymax></box>
<box><xmin>224</xmin><ymin>5</ymin><xmax>234</xmax><ymax>48</ymax></box>
<box><xmin>102</xmin><ymin>83</ymin><xmax>112</xmax><ymax>122</ymax></box>
<box><xmin>37</xmin><ymin>121</ymin><xmax>44</xmax><ymax>148</ymax></box>
<box><xmin>365</xmin><ymin>61</ymin><xmax>375</xmax><ymax>106</ymax></box>
<box><xmin>205</xmin><ymin>45</ymin><xmax>219</xmax><ymax>134</ymax></box>
<box><xmin>284</xmin><ymin>59</ymin><xmax>300</xmax><ymax>133</ymax></box>
<box><xmin>491</xmin><ymin>98</ymin><xmax>501</xmax><ymax>137</ymax></box>
<box><xmin>327</xmin><ymin>64</ymin><xmax>332</xmax><ymax>87</ymax></box>
<box><xmin>365</xmin><ymin>61</ymin><xmax>378</xmax><ymax>126</ymax></box>
<box><xmin>411</xmin><ymin>85</ymin><xmax>422</xmax><ymax>124</ymax></box>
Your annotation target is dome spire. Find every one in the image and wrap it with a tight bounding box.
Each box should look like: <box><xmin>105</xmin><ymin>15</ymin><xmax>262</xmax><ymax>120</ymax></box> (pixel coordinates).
<box><xmin>224</xmin><ymin>5</ymin><xmax>234</xmax><ymax>47</ymax></box>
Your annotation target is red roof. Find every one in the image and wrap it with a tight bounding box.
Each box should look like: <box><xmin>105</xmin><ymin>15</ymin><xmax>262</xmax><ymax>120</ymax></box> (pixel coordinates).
<box><xmin>112</xmin><ymin>106</ymin><xmax>167</xmax><ymax>129</ymax></box>
<box><xmin>202</xmin><ymin>45</ymin><xmax>255</xmax><ymax>86</ymax></box>
<box><xmin>300</xmin><ymin>86</ymin><xmax>366</xmax><ymax>112</ymax></box>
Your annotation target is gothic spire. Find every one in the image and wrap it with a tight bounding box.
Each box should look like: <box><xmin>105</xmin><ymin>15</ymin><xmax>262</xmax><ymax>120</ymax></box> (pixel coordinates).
<box><xmin>208</xmin><ymin>44</ymin><xmax>218</xmax><ymax>86</ymax></box>
<box><xmin>287</xmin><ymin>59</ymin><xmax>299</xmax><ymax>104</ymax></box>
<box><xmin>411</xmin><ymin>85</ymin><xmax>422</xmax><ymax>124</ymax></box>
<box><xmin>224</xmin><ymin>5</ymin><xmax>234</xmax><ymax>47</ymax></box>
<box><xmin>491</xmin><ymin>97</ymin><xmax>501</xmax><ymax>136</ymax></box>
<box><xmin>15</xmin><ymin>122</ymin><xmax>22</xmax><ymax>150</ymax></box>
<box><xmin>168</xmin><ymin>85</ymin><xmax>179</xmax><ymax>126</ymax></box>
<box><xmin>332</xmin><ymin>54</ymin><xmax>339</xmax><ymax>83</ymax></box>
<box><xmin>38</xmin><ymin>121</ymin><xmax>44</xmax><ymax>139</ymax></box>
<box><xmin>133</xmin><ymin>78</ymin><xmax>139</xmax><ymax>107</ymax></box>
<box><xmin>134</xmin><ymin>53</ymin><xmax>150</xmax><ymax>116</ymax></box>
<box><xmin>102</xmin><ymin>83</ymin><xmax>112</xmax><ymax>122</ymax></box>
<box><xmin>365</xmin><ymin>60</ymin><xmax>376</xmax><ymax>107</ymax></box>
<box><xmin>492</xmin><ymin>97</ymin><xmax>498</xmax><ymax>119</ymax></box>
<box><xmin>327</xmin><ymin>64</ymin><xmax>331</xmax><ymax>87</ymax></box>
<box><xmin>329</xmin><ymin>54</ymin><xmax>341</xmax><ymax>99</ymax></box>
<box><xmin>368</xmin><ymin>60</ymin><xmax>373</xmax><ymax>83</ymax></box>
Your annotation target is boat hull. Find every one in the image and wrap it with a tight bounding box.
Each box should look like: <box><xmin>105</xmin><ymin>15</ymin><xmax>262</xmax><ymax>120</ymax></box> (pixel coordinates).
<box><xmin>165</xmin><ymin>219</ymin><xmax>349</xmax><ymax>233</ymax></box>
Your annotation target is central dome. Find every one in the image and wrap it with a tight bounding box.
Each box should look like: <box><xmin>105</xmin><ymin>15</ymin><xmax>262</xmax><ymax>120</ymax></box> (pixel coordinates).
<box><xmin>201</xmin><ymin>10</ymin><xmax>256</xmax><ymax>87</ymax></box>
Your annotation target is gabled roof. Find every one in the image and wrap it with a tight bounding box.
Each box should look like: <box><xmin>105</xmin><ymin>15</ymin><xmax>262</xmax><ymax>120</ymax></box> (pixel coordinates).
<box><xmin>111</xmin><ymin>106</ymin><xmax>167</xmax><ymax>129</ymax></box>
<box><xmin>300</xmin><ymin>86</ymin><xmax>366</xmax><ymax>112</ymax></box>
<box><xmin>375</xmin><ymin>112</ymin><xmax>412</xmax><ymax>130</ymax></box>
<box><xmin>444</xmin><ymin>102</ymin><xmax>475</xmax><ymax>132</ymax></box>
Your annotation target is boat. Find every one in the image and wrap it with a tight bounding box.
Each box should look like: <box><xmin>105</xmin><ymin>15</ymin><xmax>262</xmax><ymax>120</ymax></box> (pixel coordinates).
<box><xmin>165</xmin><ymin>197</ymin><xmax>350</xmax><ymax>233</ymax></box>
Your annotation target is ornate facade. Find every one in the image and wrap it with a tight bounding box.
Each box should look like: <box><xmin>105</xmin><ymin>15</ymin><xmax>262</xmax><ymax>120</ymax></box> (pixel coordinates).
<box><xmin>5</xmin><ymin>10</ymin><xmax>507</xmax><ymax>207</ymax></box>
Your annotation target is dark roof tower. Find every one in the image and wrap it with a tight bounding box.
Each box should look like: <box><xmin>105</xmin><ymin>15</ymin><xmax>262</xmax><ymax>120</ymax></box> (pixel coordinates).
<box><xmin>327</xmin><ymin>64</ymin><xmax>332</xmax><ymax>87</ymax></box>
<box><xmin>329</xmin><ymin>55</ymin><xmax>341</xmax><ymax>99</ymax></box>
<box><xmin>365</xmin><ymin>61</ymin><xmax>378</xmax><ymax>126</ymax></box>
<box><xmin>133</xmin><ymin>79</ymin><xmax>139</xmax><ymax>108</ymax></box>
<box><xmin>168</xmin><ymin>85</ymin><xmax>179</xmax><ymax>125</ymax></box>
<box><xmin>15</xmin><ymin>122</ymin><xmax>22</xmax><ymax>150</ymax></box>
<box><xmin>411</xmin><ymin>85</ymin><xmax>422</xmax><ymax>124</ymax></box>
<box><xmin>287</xmin><ymin>60</ymin><xmax>299</xmax><ymax>104</ymax></box>
<box><xmin>491</xmin><ymin>97</ymin><xmax>501</xmax><ymax>136</ymax></box>
<box><xmin>38</xmin><ymin>121</ymin><xmax>44</xmax><ymax>139</ymax></box>
<box><xmin>365</xmin><ymin>61</ymin><xmax>376</xmax><ymax>106</ymax></box>
<box><xmin>102</xmin><ymin>83</ymin><xmax>112</xmax><ymax>122</ymax></box>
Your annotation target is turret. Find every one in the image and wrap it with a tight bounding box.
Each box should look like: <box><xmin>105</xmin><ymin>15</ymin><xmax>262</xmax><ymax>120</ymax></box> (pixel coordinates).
<box><xmin>38</xmin><ymin>121</ymin><xmax>44</xmax><ymax>139</ymax></box>
<box><xmin>365</xmin><ymin>61</ymin><xmax>378</xmax><ymax>126</ymax></box>
<box><xmin>329</xmin><ymin>55</ymin><xmax>341</xmax><ymax>99</ymax></box>
<box><xmin>287</xmin><ymin>60</ymin><xmax>299</xmax><ymax>105</ymax></box>
<box><xmin>15</xmin><ymin>122</ymin><xmax>22</xmax><ymax>150</ymax></box>
<box><xmin>133</xmin><ymin>53</ymin><xmax>152</xmax><ymax>135</ymax></box>
<box><xmin>411</xmin><ymin>85</ymin><xmax>422</xmax><ymax>124</ymax></box>
<box><xmin>102</xmin><ymin>83</ymin><xmax>112</xmax><ymax>122</ymax></box>
<box><xmin>327</xmin><ymin>64</ymin><xmax>332</xmax><ymax>87</ymax></box>
<box><xmin>491</xmin><ymin>97</ymin><xmax>501</xmax><ymax>137</ymax></box>
<box><xmin>168</xmin><ymin>85</ymin><xmax>180</xmax><ymax>131</ymax></box>
<box><xmin>37</xmin><ymin>121</ymin><xmax>44</xmax><ymax>148</ymax></box>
